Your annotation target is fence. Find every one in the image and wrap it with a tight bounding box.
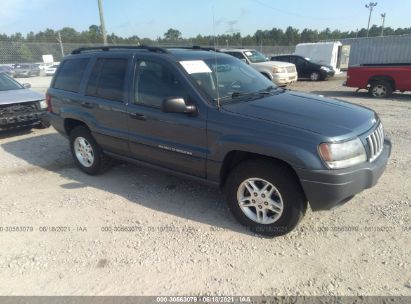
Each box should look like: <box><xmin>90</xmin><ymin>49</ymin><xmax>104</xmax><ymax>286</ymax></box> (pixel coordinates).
<box><xmin>1</xmin><ymin>35</ymin><xmax>410</xmax><ymax>66</ymax></box>
<box><xmin>0</xmin><ymin>39</ymin><xmax>296</xmax><ymax>65</ymax></box>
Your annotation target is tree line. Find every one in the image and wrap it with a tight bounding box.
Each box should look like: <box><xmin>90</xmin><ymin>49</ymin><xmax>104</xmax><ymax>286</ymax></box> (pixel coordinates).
<box><xmin>1</xmin><ymin>24</ymin><xmax>411</xmax><ymax>63</ymax></box>
<box><xmin>1</xmin><ymin>24</ymin><xmax>411</xmax><ymax>46</ymax></box>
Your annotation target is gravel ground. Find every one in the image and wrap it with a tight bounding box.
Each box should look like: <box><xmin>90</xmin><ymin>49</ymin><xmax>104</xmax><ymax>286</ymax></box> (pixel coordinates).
<box><xmin>0</xmin><ymin>75</ymin><xmax>410</xmax><ymax>296</ymax></box>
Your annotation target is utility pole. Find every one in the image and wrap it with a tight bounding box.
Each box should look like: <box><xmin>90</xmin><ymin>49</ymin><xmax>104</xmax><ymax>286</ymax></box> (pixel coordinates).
<box><xmin>97</xmin><ymin>0</ymin><xmax>108</xmax><ymax>45</ymax></box>
<box><xmin>56</xmin><ymin>32</ymin><xmax>64</xmax><ymax>58</ymax></box>
<box><xmin>380</xmin><ymin>13</ymin><xmax>386</xmax><ymax>36</ymax></box>
<box><xmin>365</xmin><ymin>2</ymin><xmax>378</xmax><ymax>38</ymax></box>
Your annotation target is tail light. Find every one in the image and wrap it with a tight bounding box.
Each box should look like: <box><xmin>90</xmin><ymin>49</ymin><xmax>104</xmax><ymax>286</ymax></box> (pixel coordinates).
<box><xmin>46</xmin><ymin>93</ymin><xmax>52</xmax><ymax>112</ymax></box>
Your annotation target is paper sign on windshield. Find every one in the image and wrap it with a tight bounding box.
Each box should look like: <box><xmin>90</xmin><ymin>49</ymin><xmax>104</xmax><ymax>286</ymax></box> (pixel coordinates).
<box><xmin>180</xmin><ymin>60</ymin><xmax>212</xmax><ymax>74</ymax></box>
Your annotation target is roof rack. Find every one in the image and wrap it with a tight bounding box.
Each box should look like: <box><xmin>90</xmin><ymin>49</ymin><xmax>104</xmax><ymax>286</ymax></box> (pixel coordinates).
<box><xmin>71</xmin><ymin>45</ymin><xmax>169</xmax><ymax>55</ymax></box>
<box><xmin>169</xmin><ymin>46</ymin><xmax>220</xmax><ymax>52</ymax></box>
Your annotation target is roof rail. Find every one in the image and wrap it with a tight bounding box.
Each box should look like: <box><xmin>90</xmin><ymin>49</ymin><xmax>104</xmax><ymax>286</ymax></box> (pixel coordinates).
<box><xmin>71</xmin><ymin>45</ymin><xmax>169</xmax><ymax>55</ymax></box>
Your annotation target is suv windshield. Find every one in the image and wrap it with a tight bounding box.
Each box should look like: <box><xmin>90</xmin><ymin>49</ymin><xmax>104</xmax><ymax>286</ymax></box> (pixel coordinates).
<box><xmin>15</xmin><ymin>64</ymin><xmax>30</xmax><ymax>69</ymax></box>
<box><xmin>243</xmin><ymin>50</ymin><xmax>268</xmax><ymax>63</ymax></box>
<box><xmin>0</xmin><ymin>73</ymin><xmax>23</xmax><ymax>91</ymax></box>
<box><xmin>182</xmin><ymin>56</ymin><xmax>277</xmax><ymax>103</ymax></box>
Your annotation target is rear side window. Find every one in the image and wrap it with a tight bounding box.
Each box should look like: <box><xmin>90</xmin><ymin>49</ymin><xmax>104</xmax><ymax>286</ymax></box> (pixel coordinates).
<box><xmin>86</xmin><ymin>58</ymin><xmax>127</xmax><ymax>102</ymax></box>
<box><xmin>53</xmin><ymin>58</ymin><xmax>89</xmax><ymax>92</ymax></box>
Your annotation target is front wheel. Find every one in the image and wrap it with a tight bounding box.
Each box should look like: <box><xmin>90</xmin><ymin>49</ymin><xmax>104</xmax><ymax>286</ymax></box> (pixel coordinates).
<box><xmin>69</xmin><ymin>126</ymin><xmax>111</xmax><ymax>175</ymax></box>
<box><xmin>225</xmin><ymin>160</ymin><xmax>306</xmax><ymax>237</ymax></box>
<box><xmin>310</xmin><ymin>71</ymin><xmax>321</xmax><ymax>81</ymax></box>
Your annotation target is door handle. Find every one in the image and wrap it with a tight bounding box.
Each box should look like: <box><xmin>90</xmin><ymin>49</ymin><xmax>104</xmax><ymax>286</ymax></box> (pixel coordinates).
<box><xmin>129</xmin><ymin>112</ymin><xmax>147</xmax><ymax>121</ymax></box>
<box><xmin>81</xmin><ymin>102</ymin><xmax>94</xmax><ymax>109</ymax></box>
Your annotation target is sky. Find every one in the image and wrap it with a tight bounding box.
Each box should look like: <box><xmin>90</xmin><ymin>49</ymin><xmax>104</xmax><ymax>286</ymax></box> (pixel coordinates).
<box><xmin>1</xmin><ymin>0</ymin><xmax>410</xmax><ymax>39</ymax></box>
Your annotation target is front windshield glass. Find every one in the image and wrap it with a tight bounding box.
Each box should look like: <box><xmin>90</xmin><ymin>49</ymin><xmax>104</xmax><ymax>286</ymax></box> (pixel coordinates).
<box><xmin>182</xmin><ymin>56</ymin><xmax>277</xmax><ymax>103</ymax></box>
<box><xmin>0</xmin><ymin>73</ymin><xmax>23</xmax><ymax>91</ymax></box>
<box><xmin>243</xmin><ymin>50</ymin><xmax>268</xmax><ymax>63</ymax></box>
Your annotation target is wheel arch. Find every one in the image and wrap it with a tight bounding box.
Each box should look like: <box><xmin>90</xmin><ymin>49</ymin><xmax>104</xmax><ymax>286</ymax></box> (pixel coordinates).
<box><xmin>219</xmin><ymin>150</ymin><xmax>304</xmax><ymax>192</ymax></box>
<box><xmin>64</xmin><ymin>118</ymin><xmax>90</xmax><ymax>136</ymax></box>
<box><xmin>368</xmin><ymin>75</ymin><xmax>396</xmax><ymax>91</ymax></box>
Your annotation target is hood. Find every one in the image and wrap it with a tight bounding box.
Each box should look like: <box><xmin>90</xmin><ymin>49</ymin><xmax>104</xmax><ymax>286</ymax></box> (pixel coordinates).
<box><xmin>222</xmin><ymin>90</ymin><xmax>377</xmax><ymax>139</ymax></box>
<box><xmin>0</xmin><ymin>88</ymin><xmax>44</xmax><ymax>105</ymax></box>
<box><xmin>252</xmin><ymin>61</ymin><xmax>294</xmax><ymax>68</ymax></box>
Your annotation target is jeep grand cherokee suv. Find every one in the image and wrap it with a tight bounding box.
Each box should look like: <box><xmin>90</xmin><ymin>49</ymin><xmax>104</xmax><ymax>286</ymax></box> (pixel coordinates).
<box><xmin>46</xmin><ymin>46</ymin><xmax>391</xmax><ymax>236</ymax></box>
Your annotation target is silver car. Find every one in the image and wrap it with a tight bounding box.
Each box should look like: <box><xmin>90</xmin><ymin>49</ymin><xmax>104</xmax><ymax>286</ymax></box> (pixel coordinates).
<box><xmin>0</xmin><ymin>73</ymin><xmax>49</xmax><ymax>130</ymax></box>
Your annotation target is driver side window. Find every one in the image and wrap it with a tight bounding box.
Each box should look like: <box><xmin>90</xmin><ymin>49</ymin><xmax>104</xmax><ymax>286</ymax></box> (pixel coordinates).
<box><xmin>134</xmin><ymin>60</ymin><xmax>188</xmax><ymax>108</ymax></box>
<box><xmin>295</xmin><ymin>57</ymin><xmax>306</xmax><ymax>66</ymax></box>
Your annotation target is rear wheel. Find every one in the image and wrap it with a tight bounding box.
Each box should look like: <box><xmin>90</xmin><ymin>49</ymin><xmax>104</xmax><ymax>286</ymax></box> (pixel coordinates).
<box><xmin>69</xmin><ymin>126</ymin><xmax>111</xmax><ymax>175</ymax></box>
<box><xmin>225</xmin><ymin>159</ymin><xmax>306</xmax><ymax>237</ymax></box>
<box><xmin>369</xmin><ymin>80</ymin><xmax>392</xmax><ymax>98</ymax></box>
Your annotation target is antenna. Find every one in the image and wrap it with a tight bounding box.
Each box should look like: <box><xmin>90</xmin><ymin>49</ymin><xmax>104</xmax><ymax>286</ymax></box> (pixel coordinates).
<box><xmin>212</xmin><ymin>6</ymin><xmax>221</xmax><ymax>110</ymax></box>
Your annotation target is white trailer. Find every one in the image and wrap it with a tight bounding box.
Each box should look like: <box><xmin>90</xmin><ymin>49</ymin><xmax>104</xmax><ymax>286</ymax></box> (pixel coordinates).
<box><xmin>294</xmin><ymin>42</ymin><xmax>345</xmax><ymax>73</ymax></box>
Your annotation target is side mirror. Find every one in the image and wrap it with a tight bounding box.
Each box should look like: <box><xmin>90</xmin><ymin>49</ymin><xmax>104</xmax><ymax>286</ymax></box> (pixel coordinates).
<box><xmin>22</xmin><ymin>83</ymin><xmax>31</xmax><ymax>89</ymax></box>
<box><xmin>161</xmin><ymin>97</ymin><xmax>196</xmax><ymax>115</ymax></box>
<box><xmin>241</xmin><ymin>59</ymin><xmax>248</xmax><ymax>64</ymax></box>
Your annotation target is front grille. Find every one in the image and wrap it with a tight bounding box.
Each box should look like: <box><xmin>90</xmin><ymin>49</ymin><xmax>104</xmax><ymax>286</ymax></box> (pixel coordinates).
<box><xmin>286</xmin><ymin>66</ymin><xmax>296</xmax><ymax>73</ymax></box>
<box><xmin>0</xmin><ymin>102</ymin><xmax>38</xmax><ymax>117</ymax></box>
<box><xmin>367</xmin><ymin>123</ymin><xmax>384</xmax><ymax>162</ymax></box>
<box><xmin>0</xmin><ymin>102</ymin><xmax>41</xmax><ymax>128</ymax></box>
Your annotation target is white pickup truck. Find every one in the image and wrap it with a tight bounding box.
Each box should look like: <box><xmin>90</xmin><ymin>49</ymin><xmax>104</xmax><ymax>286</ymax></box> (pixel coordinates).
<box><xmin>220</xmin><ymin>49</ymin><xmax>298</xmax><ymax>86</ymax></box>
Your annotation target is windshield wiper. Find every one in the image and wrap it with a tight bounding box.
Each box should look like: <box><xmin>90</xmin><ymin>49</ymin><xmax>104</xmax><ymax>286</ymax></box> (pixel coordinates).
<box><xmin>213</xmin><ymin>87</ymin><xmax>284</xmax><ymax>103</ymax></box>
<box><xmin>259</xmin><ymin>85</ymin><xmax>285</xmax><ymax>95</ymax></box>
<box><xmin>213</xmin><ymin>91</ymin><xmax>255</xmax><ymax>102</ymax></box>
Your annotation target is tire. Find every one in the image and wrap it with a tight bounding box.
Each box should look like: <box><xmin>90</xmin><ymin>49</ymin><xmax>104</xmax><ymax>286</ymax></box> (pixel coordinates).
<box><xmin>369</xmin><ymin>80</ymin><xmax>392</xmax><ymax>98</ymax></box>
<box><xmin>224</xmin><ymin>159</ymin><xmax>306</xmax><ymax>237</ymax></box>
<box><xmin>310</xmin><ymin>71</ymin><xmax>321</xmax><ymax>81</ymax></box>
<box><xmin>69</xmin><ymin>126</ymin><xmax>112</xmax><ymax>175</ymax></box>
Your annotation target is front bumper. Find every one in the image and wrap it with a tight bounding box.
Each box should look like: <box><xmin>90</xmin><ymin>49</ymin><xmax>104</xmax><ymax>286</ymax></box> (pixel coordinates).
<box><xmin>0</xmin><ymin>111</ymin><xmax>45</xmax><ymax>130</ymax></box>
<box><xmin>14</xmin><ymin>72</ymin><xmax>30</xmax><ymax>77</ymax></box>
<box><xmin>272</xmin><ymin>73</ymin><xmax>298</xmax><ymax>86</ymax></box>
<box><xmin>296</xmin><ymin>138</ymin><xmax>392</xmax><ymax>211</ymax></box>
<box><xmin>321</xmin><ymin>69</ymin><xmax>335</xmax><ymax>79</ymax></box>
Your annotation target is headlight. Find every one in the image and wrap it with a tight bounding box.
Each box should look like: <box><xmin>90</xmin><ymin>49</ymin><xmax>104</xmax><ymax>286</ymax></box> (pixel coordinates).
<box><xmin>318</xmin><ymin>138</ymin><xmax>366</xmax><ymax>169</ymax></box>
<box><xmin>272</xmin><ymin>67</ymin><xmax>286</xmax><ymax>73</ymax></box>
<box><xmin>320</xmin><ymin>66</ymin><xmax>330</xmax><ymax>71</ymax></box>
<box><xmin>39</xmin><ymin>100</ymin><xmax>47</xmax><ymax>109</ymax></box>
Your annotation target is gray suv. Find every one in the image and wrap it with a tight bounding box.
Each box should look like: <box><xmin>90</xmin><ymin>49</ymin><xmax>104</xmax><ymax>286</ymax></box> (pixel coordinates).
<box><xmin>46</xmin><ymin>46</ymin><xmax>391</xmax><ymax>237</ymax></box>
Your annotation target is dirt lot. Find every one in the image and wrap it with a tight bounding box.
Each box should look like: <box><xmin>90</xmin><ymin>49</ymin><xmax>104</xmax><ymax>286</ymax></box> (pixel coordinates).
<box><xmin>0</xmin><ymin>75</ymin><xmax>410</xmax><ymax>296</ymax></box>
